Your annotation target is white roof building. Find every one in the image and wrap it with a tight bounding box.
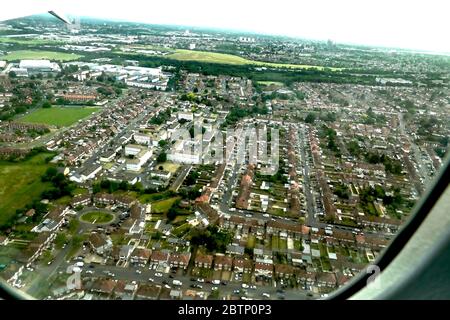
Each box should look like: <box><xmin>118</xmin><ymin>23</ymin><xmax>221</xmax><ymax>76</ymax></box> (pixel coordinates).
<box><xmin>19</xmin><ymin>60</ymin><xmax>61</xmax><ymax>73</ymax></box>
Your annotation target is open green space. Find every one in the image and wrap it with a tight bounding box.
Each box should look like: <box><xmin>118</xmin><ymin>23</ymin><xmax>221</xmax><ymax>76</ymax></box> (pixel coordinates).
<box><xmin>138</xmin><ymin>190</ymin><xmax>175</xmax><ymax>204</ymax></box>
<box><xmin>18</xmin><ymin>106</ymin><xmax>99</xmax><ymax>127</ymax></box>
<box><xmin>172</xmin><ymin>223</ymin><xmax>191</xmax><ymax>237</ymax></box>
<box><xmin>256</xmin><ymin>81</ymin><xmax>284</xmax><ymax>86</ymax></box>
<box><xmin>80</xmin><ymin>211</ymin><xmax>115</xmax><ymax>224</ymax></box>
<box><xmin>0</xmin><ymin>153</ymin><xmax>53</xmax><ymax>227</ymax></box>
<box><xmin>158</xmin><ymin>162</ymin><xmax>180</xmax><ymax>173</ymax></box>
<box><xmin>279</xmin><ymin>239</ymin><xmax>288</xmax><ymax>250</ymax></box>
<box><xmin>0</xmin><ymin>37</ymin><xmax>61</xmax><ymax>45</ymax></box>
<box><xmin>151</xmin><ymin>197</ymin><xmax>180</xmax><ymax>214</ymax></box>
<box><xmin>246</xmin><ymin>235</ymin><xmax>256</xmax><ymax>249</ymax></box>
<box><xmin>271</xmin><ymin>235</ymin><xmax>279</xmax><ymax>250</ymax></box>
<box><xmin>166</xmin><ymin>49</ymin><xmax>342</xmax><ymax>71</ymax></box>
<box><xmin>0</xmin><ymin>50</ymin><xmax>82</xmax><ymax>61</ymax></box>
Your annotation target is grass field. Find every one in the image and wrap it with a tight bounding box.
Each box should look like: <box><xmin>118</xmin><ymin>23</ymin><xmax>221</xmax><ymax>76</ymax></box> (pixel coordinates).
<box><xmin>0</xmin><ymin>153</ymin><xmax>53</xmax><ymax>226</ymax></box>
<box><xmin>257</xmin><ymin>81</ymin><xmax>284</xmax><ymax>86</ymax></box>
<box><xmin>80</xmin><ymin>211</ymin><xmax>115</xmax><ymax>224</ymax></box>
<box><xmin>151</xmin><ymin>197</ymin><xmax>180</xmax><ymax>214</ymax></box>
<box><xmin>158</xmin><ymin>162</ymin><xmax>180</xmax><ymax>173</ymax></box>
<box><xmin>19</xmin><ymin>106</ymin><xmax>99</xmax><ymax>127</ymax></box>
<box><xmin>166</xmin><ymin>49</ymin><xmax>342</xmax><ymax>71</ymax></box>
<box><xmin>0</xmin><ymin>50</ymin><xmax>82</xmax><ymax>61</ymax></box>
<box><xmin>138</xmin><ymin>191</ymin><xmax>175</xmax><ymax>204</ymax></box>
<box><xmin>0</xmin><ymin>37</ymin><xmax>61</xmax><ymax>46</ymax></box>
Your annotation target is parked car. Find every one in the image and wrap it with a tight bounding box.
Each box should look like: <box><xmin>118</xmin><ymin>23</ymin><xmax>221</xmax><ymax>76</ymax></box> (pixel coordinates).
<box><xmin>173</xmin><ymin>280</ymin><xmax>182</xmax><ymax>286</ymax></box>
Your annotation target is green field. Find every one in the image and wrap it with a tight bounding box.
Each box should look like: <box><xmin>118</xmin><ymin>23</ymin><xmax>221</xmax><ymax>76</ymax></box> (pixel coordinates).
<box><xmin>158</xmin><ymin>162</ymin><xmax>180</xmax><ymax>173</ymax></box>
<box><xmin>0</xmin><ymin>37</ymin><xmax>61</xmax><ymax>46</ymax></box>
<box><xmin>166</xmin><ymin>49</ymin><xmax>342</xmax><ymax>71</ymax></box>
<box><xmin>0</xmin><ymin>50</ymin><xmax>82</xmax><ymax>62</ymax></box>
<box><xmin>80</xmin><ymin>211</ymin><xmax>115</xmax><ymax>224</ymax></box>
<box><xmin>19</xmin><ymin>106</ymin><xmax>99</xmax><ymax>127</ymax></box>
<box><xmin>151</xmin><ymin>197</ymin><xmax>180</xmax><ymax>214</ymax></box>
<box><xmin>257</xmin><ymin>81</ymin><xmax>284</xmax><ymax>86</ymax></box>
<box><xmin>0</xmin><ymin>153</ymin><xmax>53</xmax><ymax>226</ymax></box>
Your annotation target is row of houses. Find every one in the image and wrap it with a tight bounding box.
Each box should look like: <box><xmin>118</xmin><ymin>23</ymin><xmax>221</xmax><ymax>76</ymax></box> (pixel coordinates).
<box><xmin>71</xmin><ymin>193</ymin><xmax>136</xmax><ymax>208</ymax></box>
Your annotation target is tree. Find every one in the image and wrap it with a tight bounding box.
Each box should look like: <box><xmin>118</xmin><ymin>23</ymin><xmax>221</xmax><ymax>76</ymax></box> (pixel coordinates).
<box><xmin>8</xmin><ymin>71</ymin><xmax>17</xmax><ymax>78</ymax></box>
<box><xmin>92</xmin><ymin>182</ymin><xmax>101</xmax><ymax>194</ymax></box>
<box><xmin>157</xmin><ymin>152</ymin><xmax>167</xmax><ymax>163</ymax></box>
<box><xmin>304</xmin><ymin>113</ymin><xmax>316</xmax><ymax>124</ymax></box>
<box><xmin>42</xmin><ymin>167</ymin><xmax>58</xmax><ymax>182</ymax></box>
<box><xmin>158</xmin><ymin>140</ymin><xmax>168</xmax><ymax>148</ymax></box>
<box><xmin>119</xmin><ymin>180</ymin><xmax>129</xmax><ymax>191</ymax></box>
<box><xmin>42</xmin><ymin>101</ymin><xmax>52</xmax><ymax>109</ymax></box>
<box><xmin>55</xmin><ymin>233</ymin><xmax>68</xmax><ymax>249</ymax></box>
<box><xmin>167</xmin><ymin>207</ymin><xmax>177</xmax><ymax>221</ymax></box>
<box><xmin>185</xmin><ymin>171</ymin><xmax>199</xmax><ymax>186</ymax></box>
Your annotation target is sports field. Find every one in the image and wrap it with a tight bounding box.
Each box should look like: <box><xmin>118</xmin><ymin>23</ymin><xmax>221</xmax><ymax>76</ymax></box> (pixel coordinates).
<box><xmin>0</xmin><ymin>153</ymin><xmax>53</xmax><ymax>227</ymax></box>
<box><xmin>166</xmin><ymin>49</ymin><xmax>342</xmax><ymax>71</ymax></box>
<box><xmin>0</xmin><ymin>50</ymin><xmax>82</xmax><ymax>61</ymax></box>
<box><xmin>19</xmin><ymin>106</ymin><xmax>99</xmax><ymax>127</ymax></box>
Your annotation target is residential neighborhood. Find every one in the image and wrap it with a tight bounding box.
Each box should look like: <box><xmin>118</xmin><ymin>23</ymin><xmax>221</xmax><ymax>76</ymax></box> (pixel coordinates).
<box><xmin>0</xmin><ymin>15</ymin><xmax>448</xmax><ymax>301</ymax></box>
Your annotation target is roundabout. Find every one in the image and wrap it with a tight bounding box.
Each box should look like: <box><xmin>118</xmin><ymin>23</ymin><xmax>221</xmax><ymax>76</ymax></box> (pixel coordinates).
<box><xmin>79</xmin><ymin>210</ymin><xmax>115</xmax><ymax>225</ymax></box>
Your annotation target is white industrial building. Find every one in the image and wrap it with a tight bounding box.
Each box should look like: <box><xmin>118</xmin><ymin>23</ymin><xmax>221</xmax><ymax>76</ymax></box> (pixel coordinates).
<box><xmin>19</xmin><ymin>60</ymin><xmax>61</xmax><ymax>74</ymax></box>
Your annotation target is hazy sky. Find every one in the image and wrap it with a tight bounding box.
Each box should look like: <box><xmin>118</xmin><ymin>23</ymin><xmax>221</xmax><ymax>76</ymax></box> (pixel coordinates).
<box><xmin>2</xmin><ymin>0</ymin><xmax>450</xmax><ymax>52</ymax></box>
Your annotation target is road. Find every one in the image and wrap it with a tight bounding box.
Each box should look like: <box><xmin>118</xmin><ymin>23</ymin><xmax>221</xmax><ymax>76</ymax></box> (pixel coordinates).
<box><xmin>298</xmin><ymin>125</ymin><xmax>317</xmax><ymax>226</ymax></box>
<box><xmin>398</xmin><ymin>113</ymin><xmax>428</xmax><ymax>192</ymax></box>
<box><xmin>169</xmin><ymin>165</ymin><xmax>192</xmax><ymax>191</ymax></box>
<box><xmin>25</xmin><ymin>244</ymin><xmax>72</xmax><ymax>297</ymax></box>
